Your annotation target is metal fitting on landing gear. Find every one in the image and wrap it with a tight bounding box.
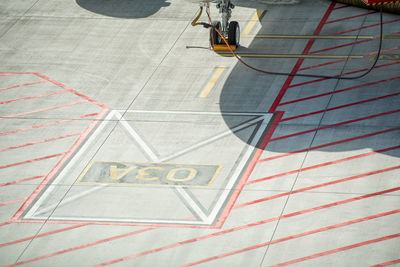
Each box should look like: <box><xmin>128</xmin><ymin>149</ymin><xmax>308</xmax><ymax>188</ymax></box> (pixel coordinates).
<box><xmin>216</xmin><ymin>0</ymin><xmax>233</xmax><ymax>35</ymax></box>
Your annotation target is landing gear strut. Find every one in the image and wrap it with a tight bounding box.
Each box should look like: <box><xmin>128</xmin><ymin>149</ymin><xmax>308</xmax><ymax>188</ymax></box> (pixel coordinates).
<box><xmin>210</xmin><ymin>0</ymin><xmax>240</xmax><ymax>50</ymax></box>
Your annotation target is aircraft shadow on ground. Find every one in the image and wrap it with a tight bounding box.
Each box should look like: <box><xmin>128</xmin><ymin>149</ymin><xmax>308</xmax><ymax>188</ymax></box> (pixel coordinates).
<box><xmin>76</xmin><ymin>0</ymin><xmax>170</xmax><ymax>18</ymax></box>
<box><xmin>218</xmin><ymin>1</ymin><xmax>400</xmax><ymax>158</ymax></box>
<box><xmin>75</xmin><ymin>0</ymin><xmax>399</xmax><ymax>158</ymax></box>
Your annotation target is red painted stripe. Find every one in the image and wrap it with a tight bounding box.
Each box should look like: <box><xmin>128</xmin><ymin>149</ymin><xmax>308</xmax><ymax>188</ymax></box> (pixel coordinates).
<box><xmin>0</xmin><ymin>90</ymin><xmax>66</xmax><ymax>105</ymax></box>
<box><xmin>0</xmin><ymin>132</ymin><xmax>82</xmax><ymax>153</ymax></box>
<box><xmin>371</xmin><ymin>259</ymin><xmax>400</xmax><ymax>267</ymax></box>
<box><xmin>0</xmin><ymin>198</ymin><xmax>27</xmax><ymax>207</ymax></box>
<box><xmin>269</xmin><ymin>109</ymin><xmax>400</xmax><ymax>142</ymax></box>
<box><xmin>270</xmin><ymin>233</ymin><xmax>400</xmax><ymax>267</ymax></box>
<box><xmin>365</xmin><ymin>45</ymin><xmax>400</xmax><ymax>56</ymax></box>
<box><xmin>289</xmin><ymin>62</ymin><xmax>400</xmax><ymax>89</ymax></box>
<box><xmin>310</xmin><ymin>37</ymin><xmax>376</xmax><ymax>55</ymax></box>
<box><xmin>34</xmin><ymin>73</ymin><xmax>108</xmax><ymax>109</ymax></box>
<box><xmin>0</xmin><ymin>175</ymin><xmax>44</xmax><ymax>188</ymax></box>
<box><xmin>268</xmin><ymin>1</ymin><xmax>336</xmax><ymax>113</ymax></box>
<box><xmin>0</xmin><ymin>222</ymin><xmax>12</xmax><ymax>227</ymax></box>
<box><xmin>180</xmin><ymin>209</ymin><xmax>400</xmax><ymax>267</ymax></box>
<box><xmin>93</xmin><ymin>187</ymin><xmax>400</xmax><ymax>266</ymax></box>
<box><xmin>333</xmin><ymin>18</ymin><xmax>400</xmax><ymax>35</ymax></box>
<box><xmin>11</xmin><ymin>227</ymin><xmax>155</xmax><ymax>266</ymax></box>
<box><xmin>0</xmin><ymin>80</ymin><xmax>46</xmax><ymax>92</ymax></box>
<box><xmin>236</xmin><ymin>165</ymin><xmax>400</xmax><ymax>208</ymax></box>
<box><xmin>269</xmin><ymin>62</ymin><xmax>301</xmax><ymax>112</ymax></box>
<box><xmin>326</xmin><ymin>11</ymin><xmax>377</xmax><ymax>24</ymax></box>
<box><xmin>0</xmin><ymin>113</ymin><xmax>99</xmax><ymax>137</ymax></box>
<box><xmin>0</xmin><ymin>153</ymin><xmax>66</xmax><ymax>170</ymax></box>
<box><xmin>0</xmin><ymin>224</ymin><xmax>88</xmax><ymax>248</ymax></box>
<box><xmin>279</xmin><ymin>76</ymin><xmax>400</xmax><ymax>106</ymax></box>
<box><xmin>0</xmin><ymin>72</ymin><xmax>35</xmax><ymax>75</ymax></box>
<box><xmin>11</xmin><ymin>109</ymin><xmax>109</xmax><ymax>221</ymax></box>
<box><xmin>13</xmin><ymin>219</ymin><xmax>210</xmax><ymax>229</ymax></box>
<box><xmin>298</xmin><ymin>58</ymin><xmax>348</xmax><ymax>71</ymax></box>
<box><xmin>333</xmin><ymin>5</ymin><xmax>350</xmax><ymax>10</ymax></box>
<box><xmin>0</xmin><ymin>100</ymin><xmax>89</xmax><ymax>120</ymax></box>
<box><xmin>259</xmin><ymin>127</ymin><xmax>400</xmax><ymax>162</ymax></box>
<box><xmin>281</xmin><ymin>92</ymin><xmax>400</xmax><ymax>122</ymax></box>
<box><xmin>249</xmin><ymin>145</ymin><xmax>400</xmax><ymax>185</ymax></box>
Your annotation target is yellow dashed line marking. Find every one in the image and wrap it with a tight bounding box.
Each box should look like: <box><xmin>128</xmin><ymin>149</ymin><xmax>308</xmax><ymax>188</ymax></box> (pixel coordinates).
<box><xmin>242</xmin><ymin>10</ymin><xmax>266</xmax><ymax>36</ymax></box>
<box><xmin>199</xmin><ymin>66</ymin><xmax>227</xmax><ymax>98</ymax></box>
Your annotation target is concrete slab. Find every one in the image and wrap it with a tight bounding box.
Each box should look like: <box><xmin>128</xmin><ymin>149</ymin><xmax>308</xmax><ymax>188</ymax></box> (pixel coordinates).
<box><xmin>0</xmin><ymin>0</ymin><xmax>399</xmax><ymax>266</ymax></box>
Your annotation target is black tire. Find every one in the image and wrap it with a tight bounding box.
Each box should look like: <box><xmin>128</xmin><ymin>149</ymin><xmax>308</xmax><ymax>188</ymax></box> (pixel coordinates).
<box><xmin>228</xmin><ymin>21</ymin><xmax>240</xmax><ymax>46</ymax></box>
<box><xmin>210</xmin><ymin>21</ymin><xmax>221</xmax><ymax>47</ymax></box>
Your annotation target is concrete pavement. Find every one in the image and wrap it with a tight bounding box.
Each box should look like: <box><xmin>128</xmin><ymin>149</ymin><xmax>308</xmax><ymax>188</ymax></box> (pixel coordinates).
<box><xmin>0</xmin><ymin>0</ymin><xmax>399</xmax><ymax>266</ymax></box>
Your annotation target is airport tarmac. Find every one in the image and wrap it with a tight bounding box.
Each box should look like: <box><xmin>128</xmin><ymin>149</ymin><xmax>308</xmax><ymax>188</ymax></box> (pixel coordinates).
<box><xmin>0</xmin><ymin>0</ymin><xmax>399</xmax><ymax>266</ymax></box>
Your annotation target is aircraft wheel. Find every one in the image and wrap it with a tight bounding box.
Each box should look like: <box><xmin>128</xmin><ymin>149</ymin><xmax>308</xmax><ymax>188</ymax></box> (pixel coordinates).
<box><xmin>228</xmin><ymin>21</ymin><xmax>240</xmax><ymax>46</ymax></box>
<box><xmin>210</xmin><ymin>21</ymin><xmax>222</xmax><ymax>47</ymax></box>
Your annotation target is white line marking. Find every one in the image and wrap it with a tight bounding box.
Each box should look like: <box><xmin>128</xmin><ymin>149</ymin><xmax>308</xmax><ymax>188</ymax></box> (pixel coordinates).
<box><xmin>25</xmin><ymin>111</ymin><xmax>273</xmax><ymax>226</ymax></box>
<box><xmin>116</xmin><ymin>110</ymin><xmax>269</xmax><ymax>116</ymax></box>
<box><xmin>206</xmin><ymin>114</ymin><xmax>272</xmax><ymax>224</ymax></box>
<box><xmin>33</xmin><ymin>185</ymin><xmax>108</xmax><ymax>216</ymax></box>
<box><xmin>114</xmin><ymin>111</ymin><xmax>160</xmax><ymax>162</ymax></box>
<box><xmin>161</xmin><ymin>116</ymin><xmax>266</xmax><ymax>162</ymax></box>
<box><xmin>25</xmin><ymin>111</ymin><xmax>115</xmax><ymax>218</ymax></box>
<box><xmin>175</xmin><ymin>187</ymin><xmax>208</xmax><ymax>222</ymax></box>
<box><xmin>29</xmin><ymin>216</ymin><xmax>211</xmax><ymax>225</ymax></box>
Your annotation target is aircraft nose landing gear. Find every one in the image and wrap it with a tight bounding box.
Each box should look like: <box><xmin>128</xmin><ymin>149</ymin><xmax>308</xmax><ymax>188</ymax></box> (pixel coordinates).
<box><xmin>210</xmin><ymin>0</ymin><xmax>240</xmax><ymax>51</ymax></box>
<box><xmin>190</xmin><ymin>0</ymin><xmax>239</xmax><ymax>52</ymax></box>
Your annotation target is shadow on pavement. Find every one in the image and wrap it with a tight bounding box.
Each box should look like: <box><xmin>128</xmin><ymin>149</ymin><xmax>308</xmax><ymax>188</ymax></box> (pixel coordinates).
<box><xmin>218</xmin><ymin>1</ymin><xmax>400</xmax><ymax>158</ymax></box>
<box><xmin>76</xmin><ymin>0</ymin><xmax>170</xmax><ymax>18</ymax></box>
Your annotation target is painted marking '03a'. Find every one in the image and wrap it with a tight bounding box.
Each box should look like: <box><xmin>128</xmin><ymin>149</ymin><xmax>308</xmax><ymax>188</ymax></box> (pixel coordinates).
<box><xmin>77</xmin><ymin>161</ymin><xmax>223</xmax><ymax>187</ymax></box>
